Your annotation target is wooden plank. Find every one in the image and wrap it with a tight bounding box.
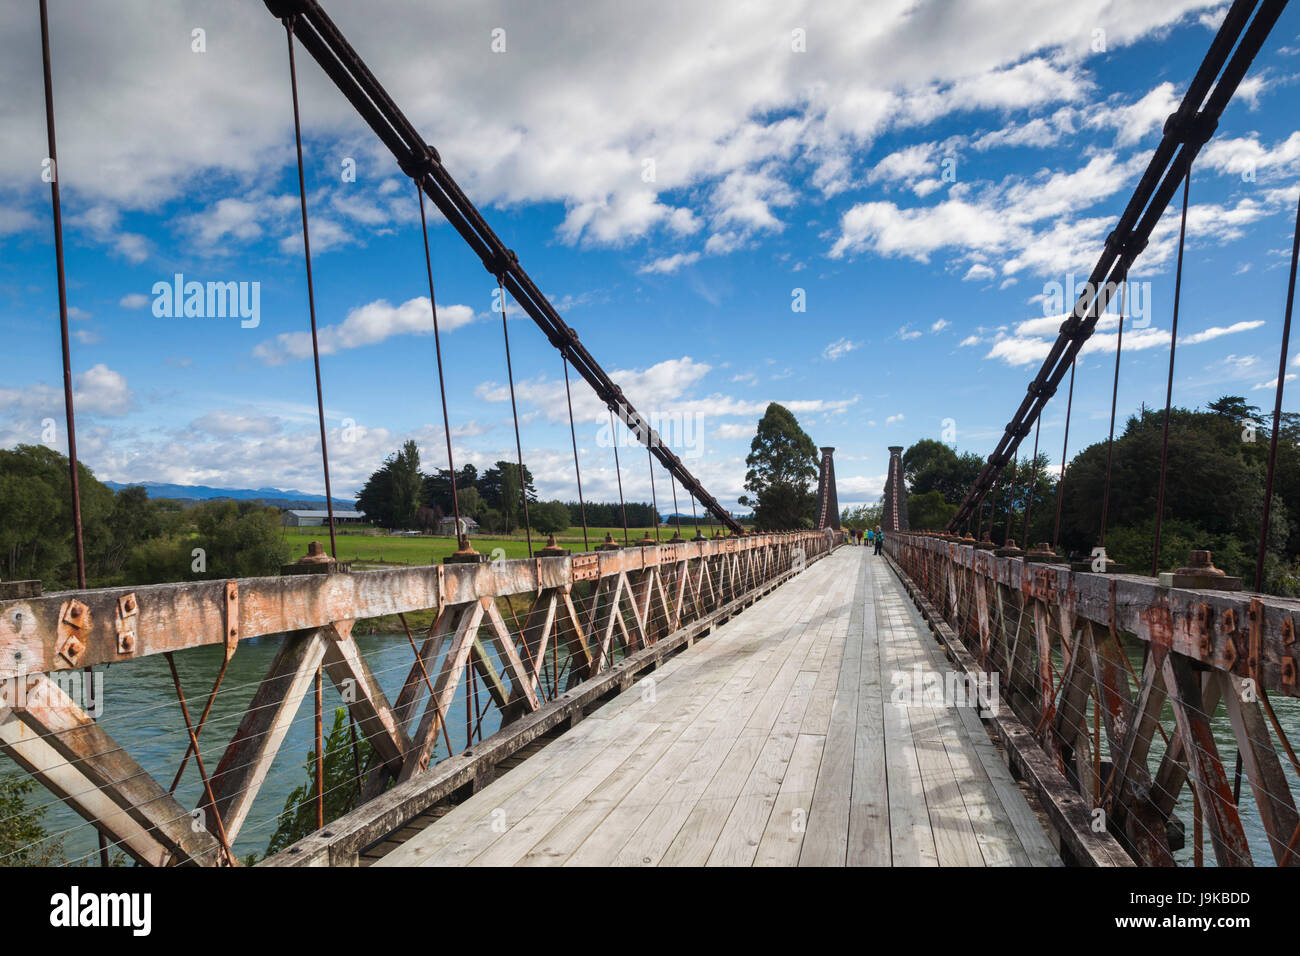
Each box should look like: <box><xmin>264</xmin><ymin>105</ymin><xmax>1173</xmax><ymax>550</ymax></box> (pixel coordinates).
<box><xmin>1</xmin><ymin>674</ymin><xmax>227</xmax><ymax>866</ymax></box>
<box><xmin>708</xmin><ymin>669</ymin><xmax>819</xmax><ymax>866</ymax></box>
<box><xmin>799</xmin><ymin>555</ymin><xmax>865</xmax><ymax>866</ymax></box>
<box><xmin>397</xmin><ymin>600</ymin><xmax>484</xmax><ymax>783</ymax></box>
<box><xmin>753</xmin><ymin>733</ymin><xmax>825</xmax><ymax>866</ymax></box>
<box><xmin>206</xmin><ymin>627</ymin><xmax>328</xmax><ymax>841</ymax></box>
<box><xmin>322</xmin><ymin>629</ymin><xmax>409</xmax><ymax>771</ymax></box>
<box><xmin>876</xmin><ymin>576</ymin><xmax>939</xmax><ymax>867</ymax></box>
<box><xmin>848</xmin><ymin>560</ymin><xmax>889</xmax><ymax>866</ymax></box>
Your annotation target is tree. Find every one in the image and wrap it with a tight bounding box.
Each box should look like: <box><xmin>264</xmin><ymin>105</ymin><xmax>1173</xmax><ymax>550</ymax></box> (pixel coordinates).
<box><xmin>0</xmin><ymin>445</ymin><xmax>114</xmax><ymax>588</ymax></box>
<box><xmin>1053</xmin><ymin>397</ymin><xmax>1291</xmax><ymax>588</ymax></box>
<box><xmin>0</xmin><ymin>776</ymin><xmax>65</xmax><ymax>865</ymax></box>
<box><xmin>389</xmin><ymin>440</ymin><xmax>423</xmax><ymax>530</ymax></box>
<box><xmin>903</xmin><ymin>439</ymin><xmax>984</xmax><ymax>504</ymax></box>
<box><xmin>357</xmin><ymin>440</ymin><xmax>424</xmax><ymax>529</ymax></box>
<box><xmin>422</xmin><ymin>464</ymin><xmax>478</xmax><ymax>515</ymax></box>
<box><xmin>190</xmin><ymin>501</ymin><xmax>291</xmax><ymax>578</ymax></box>
<box><xmin>477</xmin><ymin>461</ymin><xmax>536</xmax><ymax>533</ymax></box>
<box><xmin>532</xmin><ymin>500</ymin><xmax>573</xmax><ymax>534</ymax></box>
<box><xmin>908</xmin><ymin>490</ymin><xmax>957</xmax><ymax>531</ymax></box>
<box><xmin>739</xmin><ymin>403</ymin><xmax>819</xmax><ymax>530</ymax></box>
<box><xmin>841</xmin><ymin>502</ymin><xmax>883</xmax><ymax>531</ymax></box>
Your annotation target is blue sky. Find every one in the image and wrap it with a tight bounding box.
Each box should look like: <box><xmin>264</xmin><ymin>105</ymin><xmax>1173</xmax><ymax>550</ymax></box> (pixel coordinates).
<box><xmin>2</xmin><ymin>1</ymin><xmax>1298</xmax><ymax>513</ymax></box>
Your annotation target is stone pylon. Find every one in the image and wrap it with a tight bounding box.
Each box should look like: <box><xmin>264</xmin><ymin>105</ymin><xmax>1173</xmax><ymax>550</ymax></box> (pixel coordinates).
<box><xmin>815</xmin><ymin>446</ymin><xmax>840</xmax><ymax>530</ymax></box>
<box><xmin>882</xmin><ymin>445</ymin><xmax>909</xmax><ymax>532</ymax></box>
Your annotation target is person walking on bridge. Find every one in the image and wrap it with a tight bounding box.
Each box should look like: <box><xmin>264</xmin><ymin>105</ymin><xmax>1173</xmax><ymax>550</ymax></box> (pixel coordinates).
<box><xmin>873</xmin><ymin>526</ymin><xmax>883</xmax><ymax>555</ymax></box>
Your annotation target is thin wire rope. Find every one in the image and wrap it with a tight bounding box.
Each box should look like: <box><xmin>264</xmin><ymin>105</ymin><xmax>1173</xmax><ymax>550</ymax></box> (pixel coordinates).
<box><xmin>609</xmin><ymin>409</ymin><xmax>630</xmax><ymax>545</ymax></box>
<box><xmin>647</xmin><ymin>446</ymin><xmax>660</xmax><ymax>542</ymax></box>
<box><xmin>1152</xmin><ymin>170</ymin><xmax>1192</xmax><ymax>577</ymax></box>
<box><xmin>1051</xmin><ymin>359</ymin><xmax>1076</xmax><ymax>550</ymax></box>
<box><xmin>38</xmin><ymin>0</ymin><xmax>85</xmax><ymax>591</ymax></box>
<box><xmin>415</xmin><ymin>182</ymin><xmax>463</xmax><ymax>541</ymax></box>
<box><xmin>496</xmin><ymin>276</ymin><xmax>533</xmax><ymax>556</ymax></box>
<box><xmin>561</xmin><ymin>354</ymin><xmax>589</xmax><ymax>551</ymax></box>
<box><xmin>284</xmin><ymin>15</ymin><xmax>337</xmax><ymax>557</ymax></box>
<box><xmin>1020</xmin><ymin>414</ymin><xmax>1042</xmax><ymax>546</ymax></box>
<box><xmin>1099</xmin><ymin>273</ymin><xmax>1129</xmax><ymax>548</ymax></box>
<box><xmin>1255</xmin><ymin>188</ymin><xmax>1300</xmax><ymax>592</ymax></box>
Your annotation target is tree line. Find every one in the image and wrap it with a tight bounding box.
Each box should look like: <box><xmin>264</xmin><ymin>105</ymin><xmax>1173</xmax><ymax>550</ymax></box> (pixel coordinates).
<box><xmin>0</xmin><ymin>444</ymin><xmax>289</xmax><ymax>590</ymax></box>
<box><xmin>356</xmin><ymin>439</ymin><xmax>659</xmax><ymax>534</ymax></box>
<box><xmin>901</xmin><ymin>395</ymin><xmax>1300</xmax><ymax>594</ymax></box>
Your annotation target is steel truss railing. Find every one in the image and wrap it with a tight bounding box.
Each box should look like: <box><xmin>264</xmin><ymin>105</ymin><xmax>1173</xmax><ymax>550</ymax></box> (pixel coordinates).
<box><xmin>888</xmin><ymin>531</ymin><xmax>1300</xmax><ymax>867</ymax></box>
<box><xmin>0</xmin><ymin>531</ymin><xmax>836</xmax><ymax>866</ymax></box>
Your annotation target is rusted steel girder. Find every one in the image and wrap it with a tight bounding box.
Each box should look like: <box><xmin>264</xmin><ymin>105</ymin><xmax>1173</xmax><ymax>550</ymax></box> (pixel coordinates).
<box><xmin>891</xmin><ymin>533</ymin><xmax>1300</xmax><ymax>699</ymax></box>
<box><xmin>0</xmin><ymin>533</ymin><xmax>824</xmax><ymax>681</ymax></box>
<box><xmin>261</xmin><ymin>0</ymin><xmax>741</xmax><ymax>533</ymax></box>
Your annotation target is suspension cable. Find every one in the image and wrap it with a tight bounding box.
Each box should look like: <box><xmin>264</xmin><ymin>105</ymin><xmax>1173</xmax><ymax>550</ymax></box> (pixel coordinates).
<box><xmin>1099</xmin><ymin>273</ymin><xmax>1129</xmax><ymax>548</ymax></box>
<box><xmin>669</xmin><ymin>471</ymin><xmax>682</xmax><ymax>539</ymax></box>
<box><xmin>562</xmin><ymin>354</ymin><xmax>589</xmax><ymax>551</ymax></box>
<box><xmin>1020</xmin><ymin>414</ymin><xmax>1042</xmax><ymax>546</ymax></box>
<box><xmin>1152</xmin><ymin>170</ymin><xmax>1192</xmax><ymax>576</ymax></box>
<box><xmin>38</xmin><ymin>0</ymin><xmax>86</xmax><ymax>592</ymax></box>
<box><xmin>609</xmin><ymin>409</ymin><xmax>630</xmax><ymax>545</ymax></box>
<box><xmin>283</xmin><ymin>14</ymin><xmax>337</xmax><ymax>557</ymax></box>
<box><xmin>1255</xmin><ymin>189</ymin><xmax>1300</xmax><ymax>591</ymax></box>
<box><xmin>415</xmin><ymin>182</ymin><xmax>463</xmax><ymax>542</ymax></box>
<box><xmin>497</xmin><ymin>277</ymin><xmax>533</xmax><ymax>556</ymax></box>
<box><xmin>1052</xmin><ymin>359</ymin><xmax>1076</xmax><ymax>549</ymax></box>
<box><xmin>647</xmin><ymin>447</ymin><xmax>661</xmax><ymax>542</ymax></box>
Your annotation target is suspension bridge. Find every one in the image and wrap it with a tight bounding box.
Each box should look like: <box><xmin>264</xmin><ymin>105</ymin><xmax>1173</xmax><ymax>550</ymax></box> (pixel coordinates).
<box><xmin>2</xmin><ymin>0</ymin><xmax>1299</xmax><ymax>869</ymax></box>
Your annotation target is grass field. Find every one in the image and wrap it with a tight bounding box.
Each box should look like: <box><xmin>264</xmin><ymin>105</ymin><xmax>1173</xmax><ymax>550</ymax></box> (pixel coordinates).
<box><xmin>280</xmin><ymin>522</ymin><xmax>730</xmax><ymax>567</ymax></box>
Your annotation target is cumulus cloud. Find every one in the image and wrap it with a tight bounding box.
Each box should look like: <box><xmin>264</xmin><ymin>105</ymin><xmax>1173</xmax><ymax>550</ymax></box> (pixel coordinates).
<box><xmin>253</xmin><ymin>297</ymin><xmax>477</xmax><ymax>365</ymax></box>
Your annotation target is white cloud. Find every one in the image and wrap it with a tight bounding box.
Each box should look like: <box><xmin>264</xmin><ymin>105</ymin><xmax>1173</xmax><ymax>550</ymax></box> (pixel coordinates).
<box><xmin>253</xmin><ymin>297</ymin><xmax>477</xmax><ymax>365</ymax></box>
<box><xmin>1254</xmin><ymin>374</ymin><xmax>1298</xmax><ymax>391</ymax></box>
<box><xmin>1179</xmin><ymin>320</ymin><xmax>1265</xmax><ymax>345</ymax></box>
<box><xmin>639</xmin><ymin>251</ymin><xmax>700</xmax><ymax>275</ymax></box>
<box><xmin>1201</xmin><ymin>132</ymin><xmax>1300</xmax><ymax>181</ymax></box>
<box><xmin>191</xmin><ymin>410</ymin><xmax>283</xmax><ymax>438</ymax></box>
<box><xmin>119</xmin><ymin>293</ymin><xmax>150</xmax><ymax>309</ymax></box>
<box><xmin>1087</xmin><ymin>82</ymin><xmax>1180</xmax><ymax>147</ymax></box>
<box><xmin>0</xmin><ymin>0</ymin><xmax>1235</xmax><ymax>262</ymax></box>
<box><xmin>962</xmin><ymin>264</ymin><xmax>996</xmax><ymax>282</ymax></box>
<box><xmin>931</xmin><ymin>318</ymin><xmax>950</xmax><ymax>332</ymax></box>
<box><xmin>74</xmin><ymin>364</ymin><xmax>134</xmax><ymax>416</ymax></box>
<box><xmin>822</xmin><ymin>337</ymin><xmax>860</xmax><ymax>360</ymax></box>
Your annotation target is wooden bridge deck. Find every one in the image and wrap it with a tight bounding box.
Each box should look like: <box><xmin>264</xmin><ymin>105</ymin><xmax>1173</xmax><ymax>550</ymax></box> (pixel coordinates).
<box><xmin>374</xmin><ymin>546</ymin><xmax>1060</xmax><ymax>867</ymax></box>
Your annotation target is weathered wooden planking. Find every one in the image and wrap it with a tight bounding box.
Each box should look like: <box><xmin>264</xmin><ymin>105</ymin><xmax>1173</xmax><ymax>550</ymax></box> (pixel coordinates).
<box><xmin>798</xmin><ymin>554</ymin><xmax>867</xmax><ymax>866</ymax></box>
<box><xmin>752</xmin><ymin>733</ymin><xmax>826</xmax><ymax>866</ymax></box>
<box><xmin>708</xmin><ymin>669</ymin><xmax>820</xmax><ymax>866</ymax></box>
<box><xmin>848</xmin><ymin>559</ymin><xmax>890</xmax><ymax>866</ymax></box>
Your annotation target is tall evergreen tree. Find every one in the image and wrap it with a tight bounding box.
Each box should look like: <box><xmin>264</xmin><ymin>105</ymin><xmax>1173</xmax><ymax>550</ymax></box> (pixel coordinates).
<box><xmin>738</xmin><ymin>403</ymin><xmax>819</xmax><ymax>530</ymax></box>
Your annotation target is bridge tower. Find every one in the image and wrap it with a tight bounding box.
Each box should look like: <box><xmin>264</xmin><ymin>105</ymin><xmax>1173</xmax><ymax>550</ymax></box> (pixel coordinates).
<box><xmin>882</xmin><ymin>445</ymin><xmax>909</xmax><ymax>532</ymax></box>
<box><xmin>815</xmin><ymin>447</ymin><xmax>840</xmax><ymax>530</ymax></box>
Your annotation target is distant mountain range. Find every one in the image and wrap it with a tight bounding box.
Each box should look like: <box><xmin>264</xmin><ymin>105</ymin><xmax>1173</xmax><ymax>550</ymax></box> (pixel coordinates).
<box><xmin>103</xmin><ymin>481</ymin><xmax>355</xmax><ymax>511</ymax></box>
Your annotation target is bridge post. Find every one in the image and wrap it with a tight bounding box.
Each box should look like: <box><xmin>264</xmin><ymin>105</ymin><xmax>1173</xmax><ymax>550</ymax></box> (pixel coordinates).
<box><xmin>815</xmin><ymin>447</ymin><xmax>840</xmax><ymax>530</ymax></box>
<box><xmin>882</xmin><ymin>446</ymin><xmax>909</xmax><ymax>532</ymax></box>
